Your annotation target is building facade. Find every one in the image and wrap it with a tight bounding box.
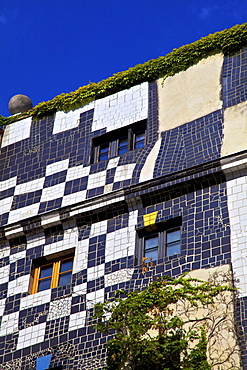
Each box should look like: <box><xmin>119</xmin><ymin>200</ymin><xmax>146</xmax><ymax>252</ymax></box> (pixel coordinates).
<box><xmin>1</xmin><ymin>29</ymin><xmax>247</xmax><ymax>369</ymax></box>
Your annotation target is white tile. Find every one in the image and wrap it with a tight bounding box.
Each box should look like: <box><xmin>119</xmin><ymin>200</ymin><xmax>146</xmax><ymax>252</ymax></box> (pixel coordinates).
<box><xmin>45</xmin><ymin>158</ymin><xmax>69</xmax><ymax>176</ymax></box>
<box><xmin>0</xmin><ymin>196</ymin><xmax>13</xmax><ymax>215</ymax></box>
<box><xmin>87</xmin><ymin>264</ymin><xmax>105</xmax><ymax>281</ymax></box>
<box><xmin>92</xmin><ymin>82</ymin><xmax>148</xmax><ymax>132</ymax></box>
<box><xmin>1</xmin><ymin>117</ymin><xmax>32</xmax><ymax>147</ymax></box>
<box><xmin>107</xmin><ymin>157</ymin><xmax>119</xmax><ymax>170</ymax></box>
<box><xmin>53</xmin><ymin>103</ymin><xmax>94</xmax><ymax>135</ymax></box>
<box><xmin>9</xmin><ymin>250</ymin><xmax>26</xmax><ymax>263</ymax></box>
<box><xmin>14</xmin><ymin>177</ymin><xmax>45</xmax><ymax>195</ymax></box>
<box><xmin>66</xmin><ymin>164</ymin><xmax>90</xmax><ymax>182</ymax></box>
<box><xmin>104</xmin><ymin>184</ymin><xmax>113</xmax><ymax>194</ymax></box>
<box><xmin>0</xmin><ymin>312</ymin><xmax>19</xmax><ymax>336</ymax></box>
<box><xmin>43</xmin><ymin>240</ymin><xmax>74</xmax><ymax>257</ymax></box>
<box><xmin>73</xmin><ymin>239</ymin><xmax>89</xmax><ymax>273</ymax></box>
<box><xmin>90</xmin><ymin>220</ymin><xmax>107</xmax><ymax>237</ymax></box>
<box><xmin>73</xmin><ymin>283</ymin><xmax>87</xmax><ymax>296</ymax></box>
<box><xmin>0</xmin><ymin>176</ymin><xmax>17</xmax><ymax>192</ymax></box>
<box><xmin>17</xmin><ymin>322</ymin><xmax>46</xmax><ymax>350</ymax></box>
<box><xmin>26</xmin><ymin>232</ymin><xmax>45</xmax><ymax>249</ymax></box>
<box><xmin>86</xmin><ymin>288</ymin><xmax>104</xmax><ymax>309</ymax></box>
<box><xmin>7</xmin><ymin>275</ymin><xmax>30</xmax><ymax>297</ymax></box>
<box><xmin>69</xmin><ymin>311</ymin><xmax>86</xmax><ymax>331</ymax></box>
<box><xmin>40</xmin><ymin>182</ymin><xmax>66</xmax><ymax>202</ymax></box>
<box><xmin>20</xmin><ymin>289</ymin><xmax>51</xmax><ymax>310</ymax></box>
<box><xmin>114</xmin><ymin>163</ymin><xmax>136</xmax><ymax>182</ymax></box>
<box><xmin>5</xmin><ymin>226</ymin><xmax>24</xmax><ymax>239</ymax></box>
<box><xmin>8</xmin><ymin>203</ymin><xmax>40</xmax><ymax>224</ymax></box>
<box><xmin>87</xmin><ymin>171</ymin><xmax>107</xmax><ymax>189</ymax></box>
<box><xmin>0</xmin><ymin>244</ymin><xmax>10</xmax><ymax>259</ymax></box>
<box><xmin>0</xmin><ymin>299</ymin><xmax>6</xmax><ymax>317</ymax></box>
<box><xmin>41</xmin><ymin>212</ymin><xmax>60</xmax><ymax>227</ymax></box>
<box><xmin>62</xmin><ymin>190</ymin><xmax>87</xmax><ymax>207</ymax></box>
<box><xmin>0</xmin><ymin>265</ymin><xmax>10</xmax><ymax>284</ymax></box>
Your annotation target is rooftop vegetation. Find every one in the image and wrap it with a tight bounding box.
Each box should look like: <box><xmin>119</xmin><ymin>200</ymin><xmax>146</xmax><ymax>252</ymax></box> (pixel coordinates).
<box><xmin>1</xmin><ymin>22</ymin><xmax>247</xmax><ymax>126</ymax></box>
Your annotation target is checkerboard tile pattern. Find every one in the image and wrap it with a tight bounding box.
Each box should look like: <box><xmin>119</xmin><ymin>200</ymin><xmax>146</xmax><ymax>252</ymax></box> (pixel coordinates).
<box><xmin>0</xmin><ymin>83</ymin><xmax>157</xmax><ymax>227</ymax></box>
<box><xmin>0</xmin><ymin>50</ymin><xmax>247</xmax><ymax>369</ymax></box>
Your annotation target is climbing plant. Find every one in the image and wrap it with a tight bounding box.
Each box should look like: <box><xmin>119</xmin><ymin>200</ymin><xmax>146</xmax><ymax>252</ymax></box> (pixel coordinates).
<box><xmin>1</xmin><ymin>23</ymin><xmax>247</xmax><ymax>126</ymax></box>
<box><xmin>94</xmin><ymin>271</ymin><xmax>239</xmax><ymax>370</ymax></box>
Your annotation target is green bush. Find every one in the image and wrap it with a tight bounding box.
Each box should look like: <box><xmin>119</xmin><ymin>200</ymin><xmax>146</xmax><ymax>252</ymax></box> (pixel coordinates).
<box><xmin>2</xmin><ymin>23</ymin><xmax>247</xmax><ymax>126</ymax></box>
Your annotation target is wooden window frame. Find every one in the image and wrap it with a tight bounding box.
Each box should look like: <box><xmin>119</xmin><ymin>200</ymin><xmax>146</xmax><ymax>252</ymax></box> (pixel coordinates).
<box><xmin>32</xmin><ymin>256</ymin><xmax>73</xmax><ymax>294</ymax></box>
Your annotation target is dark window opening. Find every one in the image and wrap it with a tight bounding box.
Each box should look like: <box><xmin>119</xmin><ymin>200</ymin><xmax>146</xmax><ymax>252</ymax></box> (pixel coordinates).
<box><xmin>91</xmin><ymin>120</ymin><xmax>146</xmax><ymax>163</ymax></box>
<box><xmin>138</xmin><ymin>218</ymin><xmax>181</xmax><ymax>263</ymax></box>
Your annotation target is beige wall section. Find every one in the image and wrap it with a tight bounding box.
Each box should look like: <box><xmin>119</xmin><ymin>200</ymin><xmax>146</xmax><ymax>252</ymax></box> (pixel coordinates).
<box><xmin>158</xmin><ymin>53</ymin><xmax>223</xmax><ymax>134</ymax></box>
<box><xmin>222</xmin><ymin>100</ymin><xmax>247</xmax><ymax>156</ymax></box>
<box><xmin>147</xmin><ymin>265</ymin><xmax>241</xmax><ymax>370</ymax></box>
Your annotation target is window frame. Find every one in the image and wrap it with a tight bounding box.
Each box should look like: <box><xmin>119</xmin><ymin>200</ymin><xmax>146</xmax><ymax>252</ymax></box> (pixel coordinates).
<box><xmin>138</xmin><ymin>221</ymin><xmax>181</xmax><ymax>263</ymax></box>
<box><xmin>32</xmin><ymin>256</ymin><xmax>74</xmax><ymax>294</ymax></box>
<box><xmin>91</xmin><ymin>120</ymin><xmax>147</xmax><ymax>163</ymax></box>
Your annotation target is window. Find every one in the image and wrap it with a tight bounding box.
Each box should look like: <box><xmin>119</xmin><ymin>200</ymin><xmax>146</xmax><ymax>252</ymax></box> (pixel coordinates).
<box><xmin>31</xmin><ymin>255</ymin><xmax>74</xmax><ymax>294</ymax></box>
<box><xmin>138</xmin><ymin>219</ymin><xmax>181</xmax><ymax>262</ymax></box>
<box><xmin>92</xmin><ymin>120</ymin><xmax>146</xmax><ymax>163</ymax></box>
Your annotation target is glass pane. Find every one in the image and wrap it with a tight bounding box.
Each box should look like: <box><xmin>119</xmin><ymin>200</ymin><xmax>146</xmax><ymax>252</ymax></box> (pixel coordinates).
<box><xmin>118</xmin><ymin>146</ymin><xmax>128</xmax><ymax>155</ymax></box>
<box><xmin>38</xmin><ymin>278</ymin><xmax>52</xmax><ymax>292</ymax></box>
<box><xmin>60</xmin><ymin>259</ymin><xmax>73</xmax><ymax>273</ymax></box>
<box><xmin>99</xmin><ymin>143</ymin><xmax>109</xmax><ymax>161</ymax></box>
<box><xmin>134</xmin><ymin>131</ymin><xmax>145</xmax><ymax>149</ymax></box>
<box><xmin>145</xmin><ymin>235</ymin><xmax>158</xmax><ymax>250</ymax></box>
<box><xmin>118</xmin><ymin>137</ymin><xmax>128</xmax><ymax>155</ymax></box>
<box><xmin>136</xmin><ymin>132</ymin><xmax>145</xmax><ymax>141</ymax></box>
<box><xmin>167</xmin><ymin>230</ymin><xmax>180</xmax><ymax>244</ymax></box>
<box><xmin>167</xmin><ymin>241</ymin><xmax>180</xmax><ymax>256</ymax></box>
<box><xmin>135</xmin><ymin>140</ymin><xmax>145</xmax><ymax>149</ymax></box>
<box><xmin>145</xmin><ymin>248</ymin><xmax>158</xmax><ymax>261</ymax></box>
<box><xmin>58</xmin><ymin>271</ymin><xmax>72</xmax><ymax>286</ymax></box>
<box><xmin>40</xmin><ymin>265</ymin><xmax>53</xmax><ymax>279</ymax></box>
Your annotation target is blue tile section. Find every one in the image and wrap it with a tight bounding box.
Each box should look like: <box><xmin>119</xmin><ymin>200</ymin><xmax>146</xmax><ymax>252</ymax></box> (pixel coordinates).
<box><xmin>154</xmin><ymin>110</ymin><xmax>223</xmax><ymax>178</ymax></box>
<box><xmin>222</xmin><ymin>47</ymin><xmax>247</xmax><ymax>108</ymax></box>
<box><xmin>36</xmin><ymin>354</ymin><xmax>52</xmax><ymax>370</ymax></box>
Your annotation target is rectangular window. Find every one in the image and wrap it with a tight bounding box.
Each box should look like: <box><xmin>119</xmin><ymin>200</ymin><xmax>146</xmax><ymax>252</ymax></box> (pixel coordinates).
<box><xmin>166</xmin><ymin>229</ymin><xmax>180</xmax><ymax>256</ymax></box>
<box><xmin>98</xmin><ymin>142</ymin><xmax>110</xmax><ymax>161</ymax></box>
<box><xmin>32</xmin><ymin>256</ymin><xmax>74</xmax><ymax>294</ymax></box>
<box><xmin>118</xmin><ymin>135</ymin><xmax>128</xmax><ymax>155</ymax></box>
<box><xmin>92</xmin><ymin>120</ymin><xmax>146</xmax><ymax>163</ymax></box>
<box><xmin>138</xmin><ymin>219</ymin><xmax>181</xmax><ymax>263</ymax></box>
<box><xmin>134</xmin><ymin>129</ymin><xmax>146</xmax><ymax>149</ymax></box>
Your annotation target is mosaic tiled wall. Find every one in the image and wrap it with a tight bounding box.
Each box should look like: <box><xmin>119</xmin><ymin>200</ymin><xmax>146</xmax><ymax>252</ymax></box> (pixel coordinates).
<box><xmin>0</xmin><ymin>49</ymin><xmax>247</xmax><ymax>369</ymax></box>
<box><xmin>0</xmin><ymin>171</ymin><xmax>232</xmax><ymax>370</ymax></box>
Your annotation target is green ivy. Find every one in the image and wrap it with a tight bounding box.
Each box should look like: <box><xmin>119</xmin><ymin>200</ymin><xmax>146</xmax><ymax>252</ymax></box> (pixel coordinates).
<box><xmin>2</xmin><ymin>22</ymin><xmax>247</xmax><ymax>126</ymax></box>
<box><xmin>94</xmin><ymin>274</ymin><xmax>233</xmax><ymax>370</ymax></box>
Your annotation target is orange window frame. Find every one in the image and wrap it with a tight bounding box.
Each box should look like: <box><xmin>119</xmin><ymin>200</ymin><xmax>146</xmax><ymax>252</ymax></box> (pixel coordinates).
<box><xmin>32</xmin><ymin>257</ymin><xmax>73</xmax><ymax>294</ymax></box>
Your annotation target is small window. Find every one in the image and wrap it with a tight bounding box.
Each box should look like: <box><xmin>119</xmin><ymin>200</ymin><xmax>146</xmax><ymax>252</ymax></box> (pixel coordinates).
<box><xmin>138</xmin><ymin>219</ymin><xmax>181</xmax><ymax>263</ymax></box>
<box><xmin>32</xmin><ymin>256</ymin><xmax>74</xmax><ymax>294</ymax></box>
<box><xmin>134</xmin><ymin>129</ymin><xmax>146</xmax><ymax>149</ymax></box>
<box><xmin>92</xmin><ymin>120</ymin><xmax>146</xmax><ymax>163</ymax></box>
<box><xmin>118</xmin><ymin>135</ymin><xmax>128</xmax><ymax>155</ymax></box>
<box><xmin>166</xmin><ymin>229</ymin><xmax>180</xmax><ymax>256</ymax></box>
<box><xmin>98</xmin><ymin>142</ymin><xmax>110</xmax><ymax>161</ymax></box>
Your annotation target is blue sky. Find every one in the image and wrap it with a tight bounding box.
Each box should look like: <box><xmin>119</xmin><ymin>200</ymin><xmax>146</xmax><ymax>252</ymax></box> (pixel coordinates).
<box><xmin>1</xmin><ymin>0</ymin><xmax>247</xmax><ymax>117</ymax></box>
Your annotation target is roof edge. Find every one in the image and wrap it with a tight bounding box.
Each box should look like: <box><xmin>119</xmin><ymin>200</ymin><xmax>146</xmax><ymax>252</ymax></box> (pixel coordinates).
<box><xmin>1</xmin><ymin>22</ymin><xmax>247</xmax><ymax>126</ymax></box>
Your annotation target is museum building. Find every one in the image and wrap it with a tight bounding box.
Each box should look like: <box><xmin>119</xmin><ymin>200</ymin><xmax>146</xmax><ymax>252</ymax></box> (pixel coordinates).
<box><xmin>0</xmin><ymin>24</ymin><xmax>247</xmax><ymax>369</ymax></box>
